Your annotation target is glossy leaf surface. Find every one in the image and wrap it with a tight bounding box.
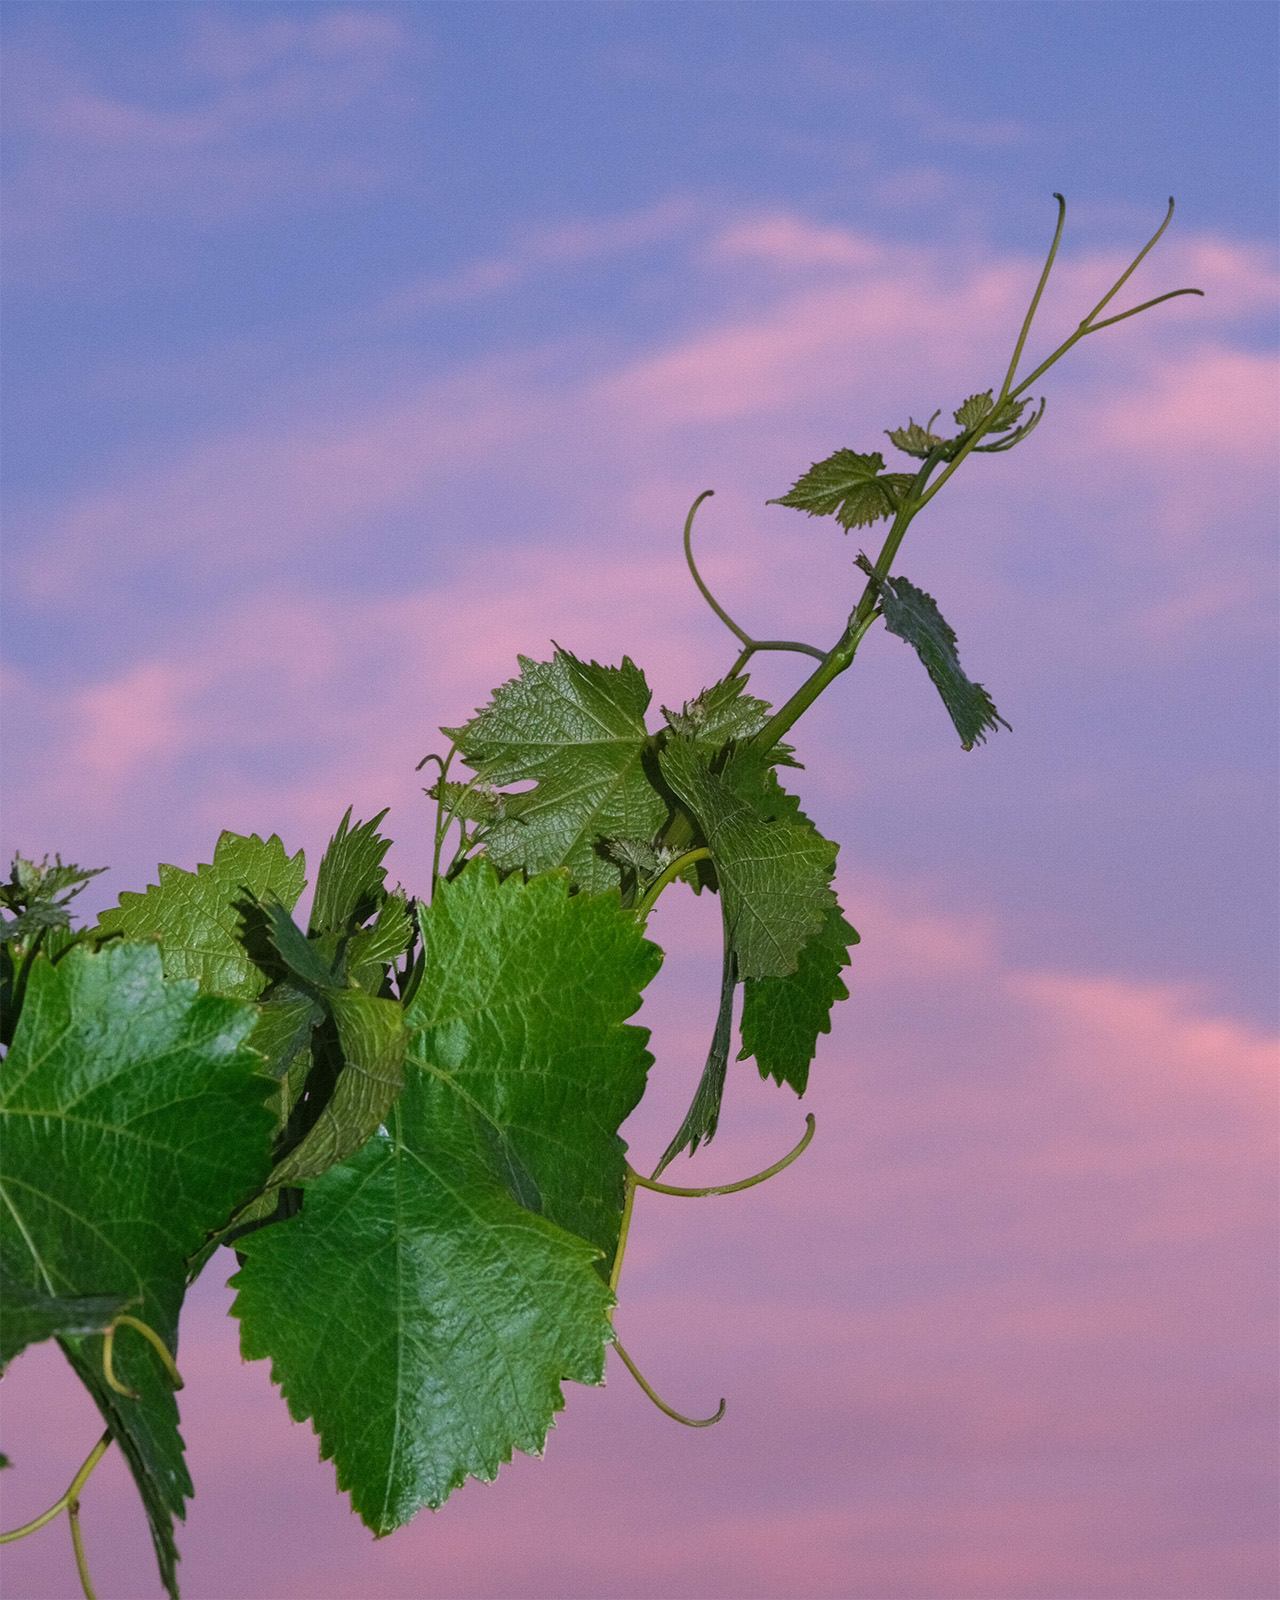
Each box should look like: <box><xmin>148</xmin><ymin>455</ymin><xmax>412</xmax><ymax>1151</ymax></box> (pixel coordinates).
<box><xmin>232</xmin><ymin>862</ymin><xmax>661</xmax><ymax>1530</ymax></box>
<box><xmin>0</xmin><ymin>943</ymin><xmax>273</xmax><ymax>1595</ymax></box>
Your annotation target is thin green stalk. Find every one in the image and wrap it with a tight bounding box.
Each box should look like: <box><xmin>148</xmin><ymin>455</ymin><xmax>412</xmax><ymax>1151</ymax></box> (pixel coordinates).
<box><xmin>1006</xmin><ymin>285</ymin><xmax>1203</xmax><ymax>403</ymax></box>
<box><xmin>997</xmin><ymin>193</ymin><xmax>1067</xmax><ymax>403</ymax></box>
<box><xmin>610</xmin><ymin>1336</ymin><xmax>726</xmax><ymax>1427</ymax></box>
<box><xmin>67</xmin><ymin>1499</ymin><xmax>96</xmax><ymax>1600</ymax></box>
<box><xmin>683</xmin><ymin>490</ymin><xmax>824</xmax><ymax>669</ymax></box>
<box><xmin>634</xmin><ymin>849</ymin><xmax>711</xmax><ymax>921</ymax></box>
<box><xmin>101</xmin><ymin>1313</ymin><xmax>183</xmax><ymax>1400</ymax></box>
<box><xmin>0</xmin><ymin>1431</ymin><xmax>111</xmax><ymax>1544</ymax></box>
<box><xmin>683</xmin><ymin>490</ymin><xmax>749</xmax><ymax>643</ymax></box>
<box><xmin>633</xmin><ymin>1113</ymin><xmax>815</xmax><ymax>1196</ymax></box>
<box><xmin>751</xmin><ymin>436</ymin><xmax>951</xmax><ymax>753</ymax></box>
<box><xmin>608</xmin><ymin>1169</ymin><xmax>638</xmax><ymax>1296</ymax></box>
<box><xmin>1078</xmin><ymin>195</ymin><xmax>1177</xmax><ymax>327</ymax></box>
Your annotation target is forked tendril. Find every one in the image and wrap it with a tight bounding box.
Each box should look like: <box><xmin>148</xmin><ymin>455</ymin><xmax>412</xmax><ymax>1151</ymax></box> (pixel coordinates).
<box><xmin>0</xmin><ymin>1426</ymin><xmax>111</xmax><ymax>1600</ymax></box>
<box><xmin>101</xmin><ymin>1313</ymin><xmax>184</xmax><ymax>1399</ymax></box>
<box><xmin>610</xmin><ymin>1336</ymin><xmax>726</xmax><ymax>1428</ymax></box>
<box><xmin>682</xmin><ymin>491</ymin><xmax>825</xmax><ymax>671</ymax></box>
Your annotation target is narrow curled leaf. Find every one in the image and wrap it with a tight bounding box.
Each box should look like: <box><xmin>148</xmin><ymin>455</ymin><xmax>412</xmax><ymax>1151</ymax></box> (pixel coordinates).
<box><xmin>253</xmin><ymin>897</ymin><xmax>408</xmax><ymax>1188</ymax></box>
<box><xmin>653</xmin><ymin>743</ymin><xmax>841</xmax><ymax>1161</ymax></box>
<box><xmin>232</xmin><ymin>862</ymin><xmax>661</xmax><ymax>1530</ymax></box>
<box><xmin>266</xmin><ymin>989</ymin><xmax>407</xmax><ymax>1187</ymax></box>
<box><xmin>96</xmin><ymin>831</ymin><xmax>306</xmax><ymax>999</ymax></box>
<box><xmin>446</xmin><ymin>649</ymin><xmax>667</xmax><ymax>892</ymax></box>
<box><xmin>653</xmin><ymin>932</ymin><xmax>737</xmax><ymax>1174</ymax></box>
<box><xmin>768</xmin><ymin>449</ymin><xmax>916</xmax><ymax>530</ymax></box>
<box><xmin>872</xmin><ymin>571</ymin><xmax>1010</xmax><ymax>750</ymax></box>
<box><xmin>738</xmin><ymin>903</ymin><xmax>859</xmax><ymax>1094</ymax></box>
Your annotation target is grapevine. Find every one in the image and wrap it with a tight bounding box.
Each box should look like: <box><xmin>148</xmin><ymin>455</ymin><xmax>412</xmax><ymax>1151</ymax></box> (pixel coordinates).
<box><xmin>0</xmin><ymin>197</ymin><xmax>1200</xmax><ymax>1599</ymax></box>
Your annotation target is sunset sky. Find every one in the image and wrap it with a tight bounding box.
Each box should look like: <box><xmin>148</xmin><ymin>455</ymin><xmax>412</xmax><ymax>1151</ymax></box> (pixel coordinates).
<box><xmin>1</xmin><ymin>4</ymin><xmax>1276</xmax><ymax>1598</ymax></box>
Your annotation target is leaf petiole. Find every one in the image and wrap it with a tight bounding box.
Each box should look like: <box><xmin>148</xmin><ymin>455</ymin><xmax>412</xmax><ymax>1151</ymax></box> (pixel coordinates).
<box><xmin>634</xmin><ymin>849</ymin><xmax>711</xmax><ymax>921</ymax></box>
<box><xmin>68</xmin><ymin>1497</ymin><xmax>96</xmax><ymax>1600</ymax></box>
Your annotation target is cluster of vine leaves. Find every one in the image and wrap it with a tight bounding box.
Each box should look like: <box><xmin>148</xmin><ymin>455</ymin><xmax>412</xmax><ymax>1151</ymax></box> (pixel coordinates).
<box><xmin>0</xmin><ymin>199</ymin><xmax>1198</xmax><ymax>1600</ymax></box>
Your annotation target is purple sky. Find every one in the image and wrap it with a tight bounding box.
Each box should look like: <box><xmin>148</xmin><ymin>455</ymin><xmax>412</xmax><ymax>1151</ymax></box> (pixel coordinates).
<box><xmin>1</xmin><ymin>6</ymin><xmax>1277</xmax><ymax>1598</ymax></box>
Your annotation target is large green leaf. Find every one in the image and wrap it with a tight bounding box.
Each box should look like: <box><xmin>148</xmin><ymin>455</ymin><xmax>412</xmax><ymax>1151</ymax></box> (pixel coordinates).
<box><xmin>231</xmin><ymin>1106</ymin><xmax>612</xmax><ymax>1534</ymax></box>
<box><xmin>445</xmin><ymin>649</ymin><xmax>668</xmax><ymax>892</ymax></box>
<box><xmin>768</xmin><ymin>448</ymin><xmax>916</xmax><ymax>530</ymax></box>
<box><xmin>738</xmin><ymin>903</ymin><xmax>859</xmax><ymax>1094</ymax></box>
<box><xmin>405</xmin><ymin>859</ymin><xmax>661</xmax><ymax>1257</ymax></box>
<box><xmin>96</xmin><ymin>832</ymin><xmax>306</xmax><ymax>999</ymax></box>
<box><xmin>232</xmin><ymin>862</ymin><xmax>661</xmax><ymax>1530</ymax></box>
<box><xmin>658</xmin><ymin>740</ymin><xmax>837</xmax><ymax>982</ymax></box>
<box><xmin>0</xmin><ymin>942</ymin><xmax>274</xmax><ymax>1597</ymax></box>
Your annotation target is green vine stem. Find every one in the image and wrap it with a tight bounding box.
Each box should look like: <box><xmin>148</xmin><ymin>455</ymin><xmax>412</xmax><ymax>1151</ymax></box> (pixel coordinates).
<box><xmin>101</xmin><ymin>1313</ymin><xmax>184</xmax><ymax>1400</ymax></box>
<box><xmin>67</xmin><ymin>1497</ymin><xmax>96</xmax><ymax>1600</ymax></box>
<box><xmin>634</xmin><ymin>848</ymin><xmax>712</xmax><ymax>921</ymax></box>
<box><xmin>609</xmin><ymin>1169</ymin><xmax>639</xmax><ymax>1296</ymax></box>
<box><xmin>610</xmin><ymin>1335</ymin><xmax>726</xmax><ymax>1428</ymax></box>
<box><xmin>635</xmin><ymin>1113</ymin><xmax>815</xmax><ymax>1197</ymax></box>
<box><xmin>750</xmin><ymin>197</ymin><xmax>1202</xmax><ymax>758</ymax></box>
<box><xmin>607</xmin><ymin>1117</ymin><xmax>815</xmax><ymax>1351</ymax></box>
<box><xmin>0</xmin><ymin>1429</ymin><xmax>111</xmax><ymax>1544</ymax></box>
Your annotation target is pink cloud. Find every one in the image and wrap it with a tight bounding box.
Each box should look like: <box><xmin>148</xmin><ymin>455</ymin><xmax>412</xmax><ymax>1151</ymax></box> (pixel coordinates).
<box><xmin>1094</xmin><ymin>346</ymin><xmax>1278</xmax><ymax>461</ymax></box>
<box><xmin>13</xmin><ymin>212</ymin><xmax>1271</xmax><ymax>654</ymax></box>
<box><xmin>70</xmin><ymin>659</ymin><xmax>193</xmax><ymax>791</ymax></box>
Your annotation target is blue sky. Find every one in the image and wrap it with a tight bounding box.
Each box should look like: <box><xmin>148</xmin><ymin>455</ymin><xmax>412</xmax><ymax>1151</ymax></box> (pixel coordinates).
<box><xmin>2</xmin><ymin>6</ymin><xmax>1276</xmax><ymax>1599</ymax></box>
